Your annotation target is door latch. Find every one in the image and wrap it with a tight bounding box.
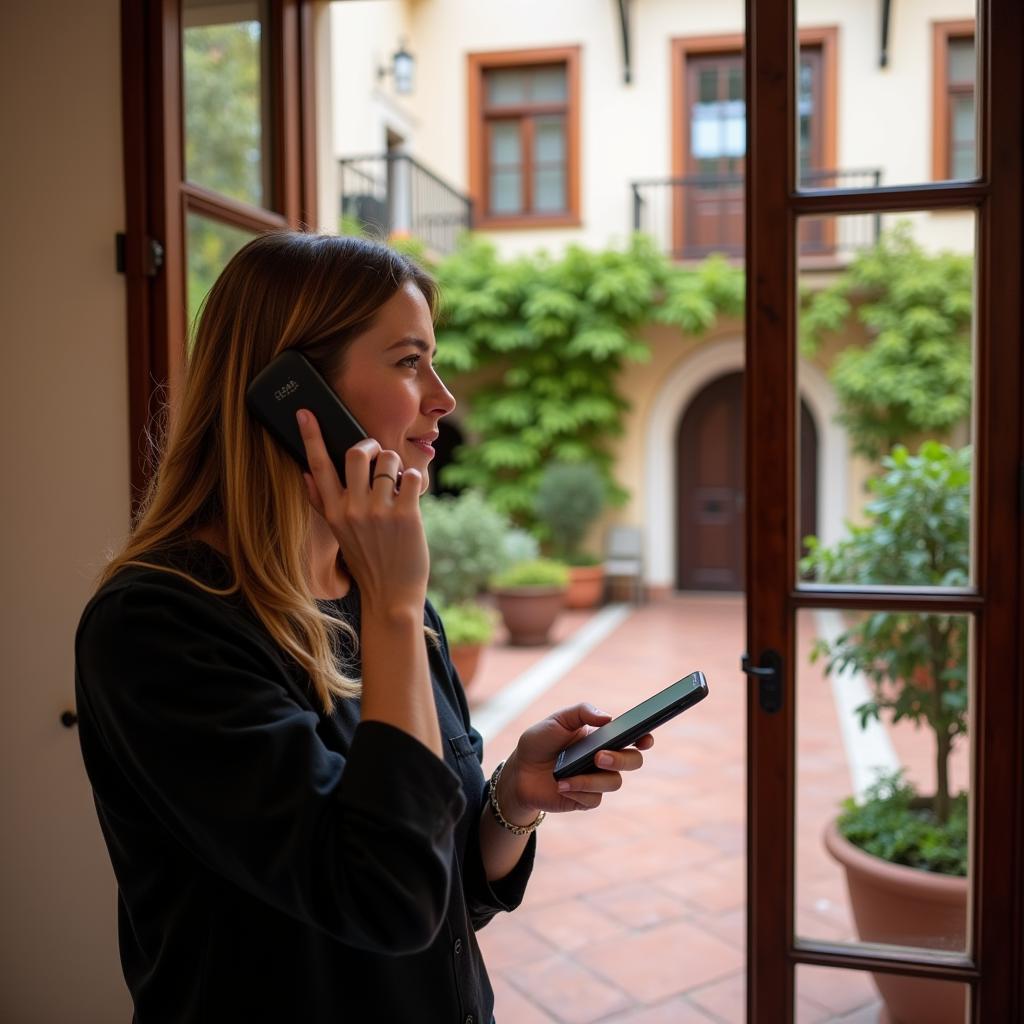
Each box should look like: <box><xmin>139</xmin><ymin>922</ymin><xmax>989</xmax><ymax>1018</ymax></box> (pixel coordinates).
<box><xmin>741</xmin><ymin>649</ymin><xmax>783</xmax><ymax>713</ymax></box>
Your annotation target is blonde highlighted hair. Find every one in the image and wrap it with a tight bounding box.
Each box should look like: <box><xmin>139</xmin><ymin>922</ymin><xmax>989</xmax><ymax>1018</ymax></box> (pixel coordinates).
<box><xmin>98</xmin><ymin>232</ymin><xmax>439</xmax><ymax>712</ymax></box>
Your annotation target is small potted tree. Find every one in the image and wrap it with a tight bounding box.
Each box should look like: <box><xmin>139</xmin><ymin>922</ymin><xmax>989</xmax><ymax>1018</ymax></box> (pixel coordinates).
<box><xmin>802</xmin><ymin>442</ymin><xmax>970</xmax><ymax>1024</ymax></box>
<box><xmin>420</xmin><ymin>491</ymin><xmax>508</xmax><ymax>686</ymax></box>
<box><xmin>533</xmin><ymin>461</ymin><xmax>608</xmax><ymax>609</ymax></box>
<box><xmin>490</xmin><ymin>558</ymin><xmax>570</xmax><ymax>646</ymax></box>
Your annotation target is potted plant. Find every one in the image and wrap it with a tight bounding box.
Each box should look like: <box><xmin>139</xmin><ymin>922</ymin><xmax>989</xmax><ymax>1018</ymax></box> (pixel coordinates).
<box><xmin>534</xmin><ymin>461</ymin><xmax>608</xmax><ymax>609</ymax></box>
<box><xmin>490</xmin><ymin>558</ymin><xmax>570</xmax><ymax>646</ymax></box>
<box><xmin>420</xmin><ymin>490</ymin><xmax>511</xmax><ymax>686</ymax></box>
<box><xmin>802</xmin><ymin>442</ymin><xmax>971</xmax><ymax>1024</ymax></box>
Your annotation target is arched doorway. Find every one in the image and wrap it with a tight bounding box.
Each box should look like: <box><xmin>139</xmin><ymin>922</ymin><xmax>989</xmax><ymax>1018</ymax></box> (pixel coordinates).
<box><xmin>675</xmin><ymin>371</ymin><xmax>818</xmax><ymax>590</ymax></box>
<box><xmin>429</xmin><ymin>418</ymin><xmax>465</xmax><ymax>496</ymax></box>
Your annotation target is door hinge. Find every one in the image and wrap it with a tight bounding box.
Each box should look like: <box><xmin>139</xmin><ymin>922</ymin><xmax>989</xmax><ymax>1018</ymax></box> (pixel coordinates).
<box><xmin>115</xmin><ymin>233</ymin><xmax>164</xmax><ymax>276</ymax></box>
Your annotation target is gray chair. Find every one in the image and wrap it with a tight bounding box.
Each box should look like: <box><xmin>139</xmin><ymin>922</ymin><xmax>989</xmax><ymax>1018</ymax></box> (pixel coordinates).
<box><xmin>604</xmin><ymin>525</ymin><xmax>645</xmax><ymax>604</ymax></box>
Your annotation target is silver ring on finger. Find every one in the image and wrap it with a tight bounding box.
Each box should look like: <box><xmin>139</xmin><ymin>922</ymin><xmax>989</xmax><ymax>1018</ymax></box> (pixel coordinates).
<box><xmin>372</xmin><ymin>472</ymin><xmax>398</xmax><ymax>487</ymax></box>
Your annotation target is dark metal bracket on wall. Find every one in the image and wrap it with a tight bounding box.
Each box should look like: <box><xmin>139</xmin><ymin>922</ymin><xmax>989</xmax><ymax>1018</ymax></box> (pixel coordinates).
<box><xmin>742</xmin><ymin>649</ymin><xmax>784</xmax><ymax>713</ymax></box>
<box><xmin>616</xmin><ymin>0</ymin><xmax>632</xmax><ymax>83</ymax></box>
<box><xmin>880</xmin><ymin>0</ymin><xmax>893</xmax><ymax>67</ymax></box>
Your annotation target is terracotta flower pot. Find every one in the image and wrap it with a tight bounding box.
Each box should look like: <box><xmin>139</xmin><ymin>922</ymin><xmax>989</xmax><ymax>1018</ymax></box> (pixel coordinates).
<box><xmin>449</xmin><ymin>643</ymin><xmax>483</xmax><ymax>687</ymax></box>
<box><xmin>492</xmin><ymin>587</ymin><xmax>566</xmax><ymax>646</ymax></box>
<box><xmin>564</xmin><ymin>565</ymin><xmax>605</xmax><ymax>609</ymax></box>
<box><xmin>824</xmin><ymin>820</ymin><xmax>967</xmax><ymax>1024</ymax></box>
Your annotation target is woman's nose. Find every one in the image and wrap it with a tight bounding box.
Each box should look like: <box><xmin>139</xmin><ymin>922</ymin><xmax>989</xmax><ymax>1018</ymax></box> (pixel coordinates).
<box><xmin>427</xmin><ymin>371</ymin><xmax>456</xmax><ymax>416</ymax></box>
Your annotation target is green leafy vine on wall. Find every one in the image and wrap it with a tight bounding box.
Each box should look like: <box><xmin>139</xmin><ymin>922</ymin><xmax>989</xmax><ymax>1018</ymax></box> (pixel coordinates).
<box><xmin>801</xmin><ymin>223</ymin><xmax>973</xmax><ymax>460</ymax></box>
<box><xmin>429</xmin><ymin>234</ymin><xmax>743</xmax><ymax>526</ymax></box>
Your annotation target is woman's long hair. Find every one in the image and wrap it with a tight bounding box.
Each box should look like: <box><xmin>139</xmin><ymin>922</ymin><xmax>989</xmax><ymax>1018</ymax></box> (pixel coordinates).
<box><xmin>98</xmin><ymin>232</ymin><xmax>438</xmax><ymax>711</ymax></box>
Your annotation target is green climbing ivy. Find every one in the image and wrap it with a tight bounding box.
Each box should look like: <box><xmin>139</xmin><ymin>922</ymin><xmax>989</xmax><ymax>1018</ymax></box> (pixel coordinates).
<box><xmin>801</xmin><ymin>223</ymin><xmax>973</xmax><ymax>460</ymax></box>
<box><xmin>429</xmin><ymin>234</ymin><xmax>744</xmax><ymax>526</ymax></box>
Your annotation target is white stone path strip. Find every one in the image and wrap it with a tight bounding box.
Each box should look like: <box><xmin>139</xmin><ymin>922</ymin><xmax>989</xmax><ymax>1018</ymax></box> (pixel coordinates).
<box><xmin>472</xmin><ymin>603</ymin><xmax>634</xmax><ymax>747</ymax></box>
<box><xmin>814</xmin><ymin>609</ymin><xmax>900</xmax><ymax>801</ymax></box>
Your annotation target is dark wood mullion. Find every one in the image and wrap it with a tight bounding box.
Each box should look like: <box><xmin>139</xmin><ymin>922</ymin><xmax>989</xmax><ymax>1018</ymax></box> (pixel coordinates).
<box><xmin>182</xmin><ymin>182</ymin><xmax>289</xmax><ymax>233</ymax></box>
<box><xmin>793</xmin><ymin>941</ymin><xmax>976</xmax><ymax>980</ymax></box>
<box><xmin>791</xmin><ymin>182</ymin><xmax>987</xmax><ymax>213</ymax></box>
<box><xmin>121</xmin><ymin>0</ymin><xmax>159</xmax><ymax>502</ymax></box>
<box><xmin>791</xmin><ymin>589</ymin><xmax>984</xmax><ymax>613</ymax></box>
<box><xmin>745</xmin><ymin>0</ymin><xmax>795</xmax><ymax>1018</ymax></box>
<box><xmin>298</xmin><ymin>0</ymin><xmax>317</xmax><ymax>228</ymax></box>
<box><xmin>272</xmin><ymin>0</ymin><xmax>301</xmax><ymax>224</ymax></box>
<box><xmin>976</xmin><ymin>0</ymin><xmax>1023</xmax><ymax>1017</ymax></box>
<box><xmin>522</xmin><ymin>116</ymin><xmax>535</xmax><ymax>214</ymax></box>
<box><xmin>482</xmin><ymin>101</ymin><xmax>566</xmax><ymax>118</ymax></box>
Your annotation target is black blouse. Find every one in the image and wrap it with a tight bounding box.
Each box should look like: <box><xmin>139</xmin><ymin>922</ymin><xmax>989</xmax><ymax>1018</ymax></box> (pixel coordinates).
<box><xmin>74</xmin><ymin>542</ymin><xmax>535</xmax><ymax>1023</ymax></box>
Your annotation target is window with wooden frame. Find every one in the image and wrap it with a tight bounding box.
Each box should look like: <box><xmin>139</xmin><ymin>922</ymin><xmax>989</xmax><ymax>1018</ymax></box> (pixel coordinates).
<box><xmin>932</xmin><ymin>21</ymin><xmax>977</xmax><ymax>181</ymax></box>
<box><xmin>467</xmin><ymin>47</ymin><xmax>580</xmax><ymax>229</ymax></box>
<box><xmin>670</xmin><ymin>29</ymin><xmax>837</xmax><ymax>260</ymax></box>
<box><xmin>121</xmin><ymin>0</ymin><xmax>316</xmax><ymax>499</ymax></box>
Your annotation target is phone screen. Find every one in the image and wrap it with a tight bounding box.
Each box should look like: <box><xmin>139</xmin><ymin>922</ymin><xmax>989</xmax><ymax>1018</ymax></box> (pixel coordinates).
<box><xmin>553</xmin><ymin>671</ymin><xmax>708</xmax><ymax>779</ymax></box>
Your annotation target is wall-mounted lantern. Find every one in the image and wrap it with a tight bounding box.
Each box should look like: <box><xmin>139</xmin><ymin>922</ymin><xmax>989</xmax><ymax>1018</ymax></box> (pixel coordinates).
<box><xmin>378</xmin><ymin>41</ymin><xmax>415</xmax><ymax>95</ymax></box>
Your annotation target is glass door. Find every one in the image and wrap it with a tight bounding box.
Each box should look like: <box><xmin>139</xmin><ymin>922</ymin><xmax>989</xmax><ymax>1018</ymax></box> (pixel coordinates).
<box><xmin>744</xmin><ymin>0</ymin><xmax>1023</xmax><ymax>1019</ymax></box>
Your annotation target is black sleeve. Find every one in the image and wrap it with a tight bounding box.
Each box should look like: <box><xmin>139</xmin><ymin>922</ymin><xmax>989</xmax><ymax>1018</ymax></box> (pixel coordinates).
<box><xmin>75</xmin><ymin>578</ymin><xmax>467</xmax><ymax>955</ymax></box>
<box><xmin>425</xmin><ymin>600</ymin><xmax>537</xmax><ymax>930</ymax></box>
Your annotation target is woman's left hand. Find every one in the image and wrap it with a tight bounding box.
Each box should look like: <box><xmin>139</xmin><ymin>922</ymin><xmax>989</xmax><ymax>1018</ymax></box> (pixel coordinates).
<box><xmin>502</xmin><ymin>703</ymin><xmax>654</xmax><ymax>815</ymax></box>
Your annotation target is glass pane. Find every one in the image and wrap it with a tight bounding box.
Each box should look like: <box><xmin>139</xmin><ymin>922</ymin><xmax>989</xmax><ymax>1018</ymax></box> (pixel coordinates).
<box><xmin>951</xmin><ymin>143</ymin><xmax>975</xmax><ymax>182</ymax></box>
<box><xmin>691</xmin><ymin>99</ymin><xmax>746</xmax><ymax>161</ymax></box>
<box><xmin>485</xmin><ymin>68</ymin><xmax>527</xmax><ymax>106</ymax></box>
<box><xmin>727</xmin><ymin>65</ymin><xmax>743</xmax><ymax>102</ymax></box>
<box><xmin>186</xmin><ymin>213</ymin><xmax>258</xmax><ymax>336</ymax></box>
<box><xmin>952</xmin><ymin>95</ymin><xmax>975</xmax><ymax>149</ymax></box>
<box><xmin>183</xmin><ymin>0</ymin><xmax>270</xmax><ymax>209</ymax></box>
<box><xmin>948</xmin><ymin>38</ymin><xmax>976</xmax><ymax>86</ymax></box>
<box><xmin>796</xmin><ymin>211</ymin><xmax>976</xmax><ymax>587</ymax></box>
<box><xmin>796</xmin><ymin>608</ymin><xmax>972</xmax><ymax>957</ymax></box>
<box><xmin>796</xmin><ymin>4</ymin><xmax>979</xmax><ymax>188</ymax></box>
<box><xmin>796</xmin><ymin>963</ymin><xmax>968</xmax><ymax>1023</ymax></box>
<box><xmin>489</xmin><ymin>121</ymin><xmax>522</xmax><ymax>165</ymax></box>
<box><xmin>489</xmin><ymin>170</ymin><xmax>522</xmax><ymax>214</ymax></box>
<box><xmin>534</xmin><ymin>115</ymin><xmax>565</xmax><ymax>162</ymax></box>
<box><xmin>698</xmin><ymin>67</ymin><xmax>719</xmax><ymax>104</ymax></box>
<box><xmin>530</xmin><ymin>65</ymin><xmax>567</xmax><ymax>103</ymax></box>
<box><xmin>533</xmin><ymin>167</ymin><xmax>565</xmax><ymax>213</ymax></box>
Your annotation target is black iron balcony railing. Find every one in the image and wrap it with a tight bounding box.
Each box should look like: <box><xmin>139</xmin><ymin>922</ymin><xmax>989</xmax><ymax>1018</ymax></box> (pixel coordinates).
<box><xmin>629</xmin><ymin>168</ymin><xmax>883</xmax><ymax>261</ymax></box>
<box><xmin>338</xmin><ymin>153</ymin><xmax>473</xmax><ymax>256</ymax></box>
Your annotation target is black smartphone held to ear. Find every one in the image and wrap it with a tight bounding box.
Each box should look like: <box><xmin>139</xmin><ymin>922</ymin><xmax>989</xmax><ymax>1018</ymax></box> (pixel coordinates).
<box><xmin>553</xmin><ymin>671</ymin><xmax>709</xmax><ymax>780</ymax></box>
<box><xmin>246</xmin><ymin>349</ymin><xmax>370</xmax><ymax>487</ymax></box>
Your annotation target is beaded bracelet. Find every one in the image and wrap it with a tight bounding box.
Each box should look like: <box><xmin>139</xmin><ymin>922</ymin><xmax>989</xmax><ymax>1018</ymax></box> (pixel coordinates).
<box><xmin>488</xmin><ymin>760</ymin><xmax>546</xmax><ymax>836</ymax></box>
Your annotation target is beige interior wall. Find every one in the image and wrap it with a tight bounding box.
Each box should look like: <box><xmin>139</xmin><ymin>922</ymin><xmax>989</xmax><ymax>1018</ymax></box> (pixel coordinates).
<box><xmin>0</xmin><ymin>2</ymin><xmax>133</xmax><ymax>1020</ymax></box>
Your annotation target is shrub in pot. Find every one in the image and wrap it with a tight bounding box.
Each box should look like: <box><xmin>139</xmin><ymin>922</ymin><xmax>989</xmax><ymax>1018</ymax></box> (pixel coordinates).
<box><xmin>803</xmin><ymin>442</ymin><xmax>970</xmax><ymax>1024</ymax></box>
<box><xmin>533</xmin><ymin>462</ymin><xmax>607</xmax><ymax>609</ymax></box>
<box><xmin>490</xmin><ymin>559</ymin><xmax>570</xmax><ymax>646</ymax></box>
<box><xmin>432</xmin><ymin>601</ymin><xmax>499</xmax><ymax>688</ymax></box>
<box><xmin>420</xmin><ymin>491</ymin><xmax>511</xmax><ymax>686</ymax></box>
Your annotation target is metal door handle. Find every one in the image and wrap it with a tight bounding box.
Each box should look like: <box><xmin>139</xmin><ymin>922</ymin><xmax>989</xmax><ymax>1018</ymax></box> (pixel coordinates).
<box><xmin>741</xmin><ymin>650</ymin><xmax>783</xmax><ymax>713</ymax></box>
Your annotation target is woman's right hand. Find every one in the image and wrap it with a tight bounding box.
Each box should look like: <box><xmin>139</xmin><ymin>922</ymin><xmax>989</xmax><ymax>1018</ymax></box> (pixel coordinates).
<box><xmin>296</xmin><ymin>409</ymin><xmax>428</xmax><ymax>614</ymax></box>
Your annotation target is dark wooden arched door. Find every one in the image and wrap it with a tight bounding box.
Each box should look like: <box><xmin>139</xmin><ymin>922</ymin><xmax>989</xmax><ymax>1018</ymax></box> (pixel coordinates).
<box><xmin>676</xmin><ymin>372</ymin><xmax>817</xmax><ymax>590</ymax></box>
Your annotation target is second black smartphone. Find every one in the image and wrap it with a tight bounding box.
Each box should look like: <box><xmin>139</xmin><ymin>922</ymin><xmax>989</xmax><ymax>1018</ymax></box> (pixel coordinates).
<box><xmin>246</xmin><ymin>349</ymin><xmax>369</xmax><ymax>487</ymax></box>
<box><xmin>553</xmin><ymin>671</ymin><xmax>709</xmax><ymax>780</ymax></box>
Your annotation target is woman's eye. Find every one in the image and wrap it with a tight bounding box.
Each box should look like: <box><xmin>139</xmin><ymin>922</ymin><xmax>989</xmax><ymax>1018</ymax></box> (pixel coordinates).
<box><xmin>398</xmin><ymin>354</ymin><xmax>421</xmax><ymax>369</ymax></box>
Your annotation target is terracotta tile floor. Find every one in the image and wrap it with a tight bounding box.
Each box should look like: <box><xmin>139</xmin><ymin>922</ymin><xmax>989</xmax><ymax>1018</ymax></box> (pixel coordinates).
<box><xmin>466</xmin><ymin>594</ymin><xmax>904</xmax><ymax>1023</ymax></box>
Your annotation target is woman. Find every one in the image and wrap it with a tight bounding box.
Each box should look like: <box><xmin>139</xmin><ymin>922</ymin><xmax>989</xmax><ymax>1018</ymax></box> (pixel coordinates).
<box><xmin>75</xmin><ymin>232</ymin><xmax>653</xmax><ymax>1023</ymax></box>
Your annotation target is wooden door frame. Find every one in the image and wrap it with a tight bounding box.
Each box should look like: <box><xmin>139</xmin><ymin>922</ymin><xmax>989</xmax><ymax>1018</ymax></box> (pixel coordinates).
<box><xmin>121</xmin><ymin>0</ymin><xmax>317</xmax><ymax>503</ymax></box>
<box><xmin>745</xmin><ymin>0</ymin><xmax>1023</xmax><ymax>1019</ymax></box>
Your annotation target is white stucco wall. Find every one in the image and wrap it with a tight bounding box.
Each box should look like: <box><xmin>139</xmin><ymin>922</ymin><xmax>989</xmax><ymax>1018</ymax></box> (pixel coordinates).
<box><xmin>331</xmin><ymin>0</ymin><xmax>977</xmax><ymax>257</ymax></box>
